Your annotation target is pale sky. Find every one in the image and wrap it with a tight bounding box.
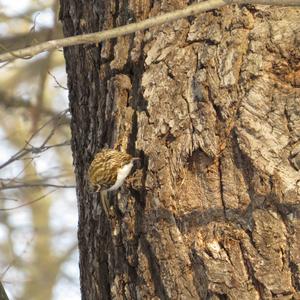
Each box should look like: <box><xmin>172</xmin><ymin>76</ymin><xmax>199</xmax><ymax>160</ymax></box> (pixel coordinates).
<box><xmin>0</xmin><ymin>1</ymin><xmax>80</xmax><ymax>299</ymax></box>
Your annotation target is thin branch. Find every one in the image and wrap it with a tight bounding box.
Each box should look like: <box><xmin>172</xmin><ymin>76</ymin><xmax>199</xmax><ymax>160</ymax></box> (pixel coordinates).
<box><xmin>26</xmin><ymin>109</ymin><xmax>69</xmax><ymax>143</ymax></box>
<box><xmin>4</xmin><ymin>159</ymin><xmax>35</xmax><ymax>188</ymax></box>
<box><xmin>0</xmin><ymin>183</ymin><xmax>75</xmax><ymax>190</ymax></box>
<box><xmin>48</xmin><ymin>71</ymin><xmax>68</xmax><ymax>90</ymax></box>
<box><xmin>233</xmin><ymin>0</ymin><xmax>299</xmax><ymax>4</ymax></box>
<box><xmin>0</xmin><ymin>169</ymin><xmax>73</xmax><ymax>183</ymax></box>
<box><xmin>1</xmin><ymin>0</ymin><xmax>299</xmax><ymax>63</ymax></box>
<box><xmin>0</xmin><ymin>237</ymin><xmax>34</xmax><ymax>280</ymax></box>
<box><xmin>0</xmin><ymin>91</ymin><xmax>70</xmax><ymax>122</ymax></box>
<box><xmin>0</xmin><ymin>26</ymin><xmax>62</xmax><ymax>54</ymax></box>
<box><xmin>0</xmin><ymin>62</ymin><xmax>10</xmax><ymax>69</ymax></box>
<box><xmin>0</xmin><ymin>111</ymin><xmax>69</xmax><ymax>170</ymax></box>
<box><xmin>0</xmin><ymin>197</ymin><xmax>19</xmax><ymax>202</ymax></box>
<box><xmin>56</xmin><ymin>243</ymin><xmax>78</xmax><ymax>266</ymax></box>
<box><xmin>0</xmin><ymin>189</ymin><xmax>57</xmax><ymax>211</ymax></box>
<box><xmin>34</xmin><ymin>140</ymin><xmax>71</xmax><ymax>151</ymax></box>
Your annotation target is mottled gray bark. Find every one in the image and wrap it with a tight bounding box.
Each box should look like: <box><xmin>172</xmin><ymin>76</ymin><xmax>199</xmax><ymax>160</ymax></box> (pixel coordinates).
<box><xmin>60</xmin><ymin>1</ymin><xmax>300</xmax><ymax>299</ymax></box>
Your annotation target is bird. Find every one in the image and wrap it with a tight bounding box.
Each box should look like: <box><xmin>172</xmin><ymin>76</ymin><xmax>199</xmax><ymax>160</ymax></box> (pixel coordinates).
<box><xmin>88</xmin><ymin>149</ymin><xmax>138</xmax><ymax>216</ymax></box>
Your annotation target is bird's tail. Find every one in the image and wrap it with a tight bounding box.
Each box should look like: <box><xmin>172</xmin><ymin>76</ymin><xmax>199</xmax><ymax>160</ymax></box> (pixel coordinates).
<box><xmin>100</xmin><ymin>190</ymin><xmax>110</xmax><ymax>217</ymax></box>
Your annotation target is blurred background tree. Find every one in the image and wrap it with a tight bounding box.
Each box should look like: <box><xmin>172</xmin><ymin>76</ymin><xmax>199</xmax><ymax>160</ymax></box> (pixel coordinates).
<box><xmin>0</xmin><ymin>1</ymin><xmax>79</xmax><ymax>299</ymax></box>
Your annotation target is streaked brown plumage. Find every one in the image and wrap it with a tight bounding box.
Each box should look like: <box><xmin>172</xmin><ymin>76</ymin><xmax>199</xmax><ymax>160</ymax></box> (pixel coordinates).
<box><xmin>88</xmin><ymin>149</ymin><xmax>136</xmax><ymax>216</ymax></box>
<box><xmin>88</xmin><ymin>149</ymin><xmax>133</xmax><ymax>191</ymax></box>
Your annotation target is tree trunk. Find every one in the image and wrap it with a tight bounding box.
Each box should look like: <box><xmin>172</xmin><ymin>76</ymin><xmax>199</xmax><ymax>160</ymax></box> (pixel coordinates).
<box><xmin>59</xmin><ymin>1</ymin><xmax>300</xmax><ymax>299</ymax></box>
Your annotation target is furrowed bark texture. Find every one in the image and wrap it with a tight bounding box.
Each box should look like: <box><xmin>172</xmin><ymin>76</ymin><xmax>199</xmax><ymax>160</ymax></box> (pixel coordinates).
<box><xmin>60</xmin><ymin>1</ymin><xmax>300</xmax><ymax>299</ymax></box>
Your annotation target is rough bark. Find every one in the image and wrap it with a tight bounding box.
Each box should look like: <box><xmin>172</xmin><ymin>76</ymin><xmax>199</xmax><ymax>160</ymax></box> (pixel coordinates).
<box><xmin>60</xmin><ymin>1</ymin><xmax>300</xmax><ymax>299</ymax></box>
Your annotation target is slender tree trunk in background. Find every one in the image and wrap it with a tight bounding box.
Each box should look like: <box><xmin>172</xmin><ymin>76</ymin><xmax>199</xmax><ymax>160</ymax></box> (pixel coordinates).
<box><xmin>60</xmin><ymin>1</ymin><xmax>300</xmax><ymax>299</ymax></box>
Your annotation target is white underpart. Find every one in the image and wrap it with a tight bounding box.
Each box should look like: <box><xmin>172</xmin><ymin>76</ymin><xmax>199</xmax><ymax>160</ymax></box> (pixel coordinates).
<box><xmin>107</xmin><ymin>161</ymin><xmax>133</xmax><ymax>191</ymax></box>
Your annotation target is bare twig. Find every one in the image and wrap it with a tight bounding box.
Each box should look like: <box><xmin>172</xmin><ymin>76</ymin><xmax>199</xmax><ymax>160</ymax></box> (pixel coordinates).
<box><xmin>0</xmin><ymin>183</ymin><xmax>75</xmax><ymax>190</ymax></box>
<box><xmin>0</xmin><ymin>197</ymin><xmax>19</xmax><ymax>202</ymax></box>
<box><xmin>56</xmin><ymin>243</ymin><xmax>78</xmax><ymax>265</ymax></box>
<box><xmin>26</xmin><ymin>109</ymin><xmax>69</xmax><ymax>142</ymax></box>
<box><xmin>0</xmin><ymin>170</ymin><xmax>73</xmax><ymax>183</ymax></box>
<box><xmin>0</xmin><ymin>189</ymin><xmax>57</xmax><ymax>211</ymax></box>
<box><xmin>31</xmin><ymin>2</ymin><xmax>60</xmax><ymax>132</ymax></box>
<box><xmin>0</xmin><ymin>91</ymin><xmax>70</xmax><ymax>122</ymax></box>
<box><xmin>233</xmin><ymin>0</ymin><xmax>299</xmax><ymax>4</ymax></box>
<box><xmin>1</xmin><ymin>0</ymin><xmax>298</xmax><ymax>63</ymax></box>
<box><xmin>0</xmin><ymin>236</ymin><xmax>34</xmax><ymax>282</ymax></box>
<box><xmin>48</xmin><ymin>71</ymin><xmax>68</xmax><ymax>90</ymax></box>
<box><xmin>0</xmin><ymin>25</ymin><xmax>62</xmax><ymax>54</ymax></box>
<box><xmin>0</xmin><ymin>111</ymin><xmax>69</xmax><ymax>170</ymax></box>
<box><xmin>4</xmin><ymin>159</ymin><xmax>35</xmax><ymax>188</ymax></box>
